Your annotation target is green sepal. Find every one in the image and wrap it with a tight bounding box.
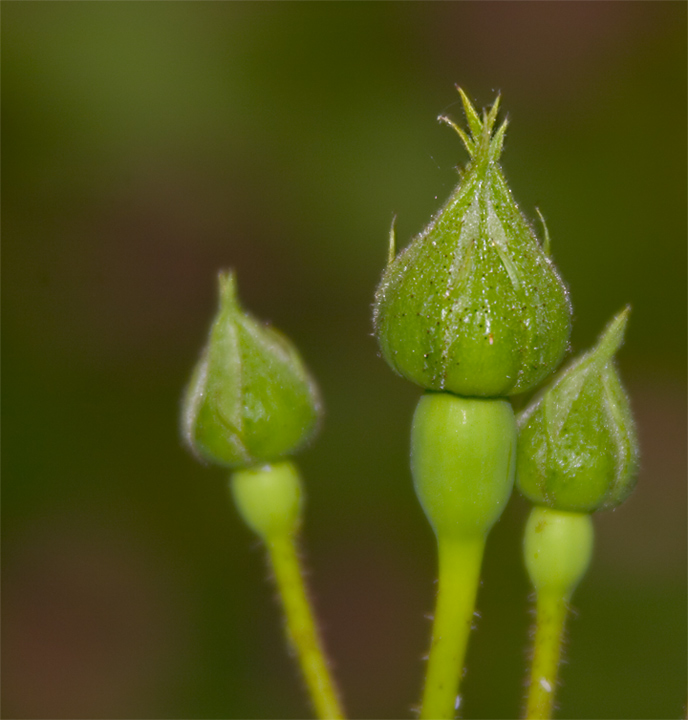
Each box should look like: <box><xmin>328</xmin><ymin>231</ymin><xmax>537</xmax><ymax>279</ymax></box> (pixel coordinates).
<box><xmin>516</xmin><ymin>308</ymin><xmax>639</xmax><ymax>512</ymax></box>
<box><xmin>374</xmin><ymin>90</ymin><xmax>571</xmax><ymax>397</ymax></box>
<box><xmin>411</xmin><ymin>392</ymin><xmax>517</xmax><ymax>540</ymax></box>
<box><xmin>182</xmin><ymin>271</ymin><xmax>321</xmax><ymax>469</ymax></box>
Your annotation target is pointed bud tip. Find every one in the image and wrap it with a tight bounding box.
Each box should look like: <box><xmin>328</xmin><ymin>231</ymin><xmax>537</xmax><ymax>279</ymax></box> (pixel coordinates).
<box><xmin>486</xmin><ymin>94</ymin><xmax>501</xmax><ymax>129</ymax></box>
<box><xmin>456</xmin><ymin>86</ymin><xmax>482</xmax><ymax>140</ymax></box>
<box><xmin>456</xmin><ymin>86</ymin><xmax>475</xmax><ymax>113</ymax></box>
<box><xmin>217</xmin><ymin>270</ymin><xmax>247</xmax><ymax>310</ymax></box>
<box><xmin>594</xmin><ymin>306</ymin><xmax>631</xmax><ymax>363</ymax></box>
<box><xmin>218</xmin><ymin>269</ymin><xmax>240</xmax><ymax>308</ymax></box>
<box><xmin>447</xmin><ymin>88</ymin><xmax>505</xmax><ymax>157</ymax></box>
<box><xmin>489</xmin><ymin>118</ymin><xmax>509</xmax><ymax>163</ymax></box>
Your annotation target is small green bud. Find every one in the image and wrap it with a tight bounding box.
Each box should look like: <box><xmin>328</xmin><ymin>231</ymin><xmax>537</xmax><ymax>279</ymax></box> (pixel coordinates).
<box><xmin>524</xmin><ymin>506</ymin><xmax>593</xmax><ymax>597</ymax></box>
<box><xmin>182</xmin><ymin>272</ymin><xmax>321</xmax><ymax>469</ymax></box>
<box><xmin>374</xmin><ymin>89</ymin><xmax>571</xmax><ymax>397</ymax></box>
<box><xmin>411</xmin><ymin>393</ymin><xmax>517</xmax><ymax>540</ymax></box>
<box><xmin>516</xmin><ymin>308</ymin><xmax>639</xmax><ymax>513</ymax></box>
<box><xmin>231</xmin><ymin>461</ymin><xmax>303</xmax><ymax>540</ymax></box>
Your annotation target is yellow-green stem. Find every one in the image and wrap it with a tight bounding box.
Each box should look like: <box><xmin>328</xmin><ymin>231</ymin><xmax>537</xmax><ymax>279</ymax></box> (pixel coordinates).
<box><xmin>267</xmin><ymin>534</ymin><xmax>344</xmax><ymax>720</ymax></box>
<box><xmin>420</xmin><ymin>536</ymin><xmax>485</xmax><ymax>720</ymax></box>
<box><xmin>525</xmin><ymin>590</ymin><xmax>569</xmax><ymax>720</ymax></box>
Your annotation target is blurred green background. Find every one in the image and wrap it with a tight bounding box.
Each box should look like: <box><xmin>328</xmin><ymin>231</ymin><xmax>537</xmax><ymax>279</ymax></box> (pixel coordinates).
<box><xmin>3</xmin><ymin>3</ymin><xmax>686</xmax><ymax>719</ymax></box>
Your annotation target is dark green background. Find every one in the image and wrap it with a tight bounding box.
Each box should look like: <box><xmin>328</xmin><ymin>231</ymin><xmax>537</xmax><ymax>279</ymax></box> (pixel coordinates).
<box><xmin>3</xmin><ymin>3</ymin><xmax>686</xmax><ymax>718</ymax></box>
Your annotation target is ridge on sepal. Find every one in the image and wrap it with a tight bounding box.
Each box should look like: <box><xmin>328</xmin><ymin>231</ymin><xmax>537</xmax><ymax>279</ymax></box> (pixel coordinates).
<box><xmin>182</xmin><ymin>271</ymin><xmax>322</xmax><ymax>469</ymax></box>
<box><xmin>374</xmin><ymin>88</ymin><xmax>572</xmax><ymax>398</ymax></box>
<box><xmin>516</xmin><ymin>307</ymin><xmax>639</xmax><ymax>513</ymax></box>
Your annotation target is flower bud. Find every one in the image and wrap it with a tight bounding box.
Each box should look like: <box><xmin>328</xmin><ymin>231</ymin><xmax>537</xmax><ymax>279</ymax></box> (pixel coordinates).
<box><xmin>374</xmin><ymin>89</ymin><xmax>571</xmax><ymax>397</ymax></box>
<box><xmin>516</xmin><ymin>308</ymin><xmax>639</xmax><ymax>513</ymax></box>
<box><xmin>182</xmin><ymin>271</ymin><xmax>321</xmax><ymax>469</ymax></box>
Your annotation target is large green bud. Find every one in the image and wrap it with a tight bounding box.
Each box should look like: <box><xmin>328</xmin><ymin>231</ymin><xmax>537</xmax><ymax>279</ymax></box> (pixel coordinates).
<box><xmin>374</xmin><ymin>89</ymin><xmax>571</xmax><ymax>397</ymax></box>
<box><xmin>516</xmin><ymin>308</ymin><xmax>639</xmax><ymax>513</ymax></box>
<box><xmin>182</xmin><ymin>272</ymin><xmax>321</xmax><ymax>469</ymax></box>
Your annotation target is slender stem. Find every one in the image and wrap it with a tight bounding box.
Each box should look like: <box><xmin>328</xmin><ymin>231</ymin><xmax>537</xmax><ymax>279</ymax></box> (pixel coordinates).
<box><xmin>524</xmin><ymin>590</ymin><xmax>569</xmax><ymax>720</ymax></box>
<box><xmin>267</xmin><ymin>533</ymin><xmax>345</xmax><ymax>720</ymax></box>
<box><xmin>420</xmin><ymin>536</ymin><xmax>485</xmax><ymax>720</ymax></box>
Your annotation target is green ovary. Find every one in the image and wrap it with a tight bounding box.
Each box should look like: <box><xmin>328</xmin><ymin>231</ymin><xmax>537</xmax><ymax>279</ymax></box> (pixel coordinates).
<box><xmin>411</xmin><ymin>392</ymin><xmax>517</xmax><ymax>539</ymax></box>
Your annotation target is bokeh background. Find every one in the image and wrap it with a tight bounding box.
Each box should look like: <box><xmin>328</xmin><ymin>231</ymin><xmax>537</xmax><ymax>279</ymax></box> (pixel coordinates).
<box><xmin>3</xmin><ymin>3</ymin><xmax>686</xmax><ymax>719</ymax></box>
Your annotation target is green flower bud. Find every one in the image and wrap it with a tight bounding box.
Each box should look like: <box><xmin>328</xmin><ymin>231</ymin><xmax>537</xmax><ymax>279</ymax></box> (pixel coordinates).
<box><xmin>411</xmin><ymin>392</ymin><xmax>517</xmax><ymax>540</ymax></box>
<box><xmin>374</xmin><ymin>89</ymin><xmax>571</xmax><ymax>397</ymax></box>
<box><xmin>516</xmin><ymin>308</ymin><xmax>639</xmax><ymax>513</ymax></box>
<box><xmin>182</xmin><ymin>271</ymin><xmax>321</xmax><ymax>469</ymax></box>
<box><xmin>523</xmin><ymin>506</ymin><xmax>593</xmax><ymax>598</ymax></box>
<box><xmin>231</xmin><ymin>461</ymin><xmax>303</xmax><ymax>540</ymax></box>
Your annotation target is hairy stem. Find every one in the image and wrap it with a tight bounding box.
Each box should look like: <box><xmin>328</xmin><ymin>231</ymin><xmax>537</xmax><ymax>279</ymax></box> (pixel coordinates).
<box><xmin>420</xmin><ymin>536</ymin><xmax>485</xmax><ymax>719</ymax></box>
<box><xmin>524</xmin><ymin>591</ymin><xmax>568</xmax><ymax>719</ymax></box>
<box><xmin>267</xmin><ymin>534</ymin><xmax>345</xmax><ymax>720</ymax></box>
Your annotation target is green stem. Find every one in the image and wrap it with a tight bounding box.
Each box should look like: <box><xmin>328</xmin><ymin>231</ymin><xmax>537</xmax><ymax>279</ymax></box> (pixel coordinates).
<box><xmin>420</xmin><ymin>536</ymin><xmax>485</xmax><ymax>720</ymax></box>
<box><xmin>524</xmin><ymin>591</ymin><xmax>568</xmax><ymax>720</ymax></box>
<box><xmin>267</xmin><ymin>533</ymin><xmax>345</xmax><ymax>720</ymax></box>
